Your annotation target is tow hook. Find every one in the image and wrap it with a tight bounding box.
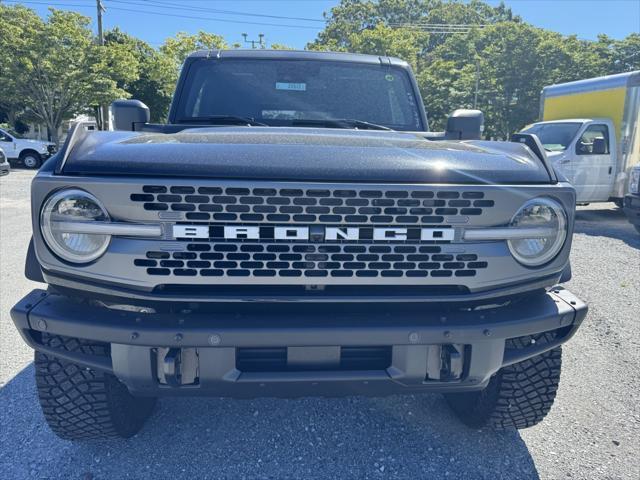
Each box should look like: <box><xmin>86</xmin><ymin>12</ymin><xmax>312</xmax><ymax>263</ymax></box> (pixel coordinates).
<box><xmin>162</xmin><ymin>348</ymin><xmax>182</xmax><ymax>387</ymax></box>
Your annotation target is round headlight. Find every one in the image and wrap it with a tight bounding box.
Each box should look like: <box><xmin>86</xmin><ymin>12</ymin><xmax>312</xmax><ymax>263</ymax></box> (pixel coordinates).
<box><xmin>41</xmin><ymin>189</ymin><xmax>110</xmax><ymax>263</ymax></box>
<box><xmin>508</xmin><ymin>198</ymin><xmax>567</xmax><ymax>267</ymax></box>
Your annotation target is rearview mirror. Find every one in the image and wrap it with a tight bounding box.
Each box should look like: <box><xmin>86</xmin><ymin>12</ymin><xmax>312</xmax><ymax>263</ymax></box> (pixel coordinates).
<box><xmin>111</xmin><ymin>99</ymin><xmax>150</xmax><ymax>131</ymax></box>
<box><xmin>445</xmin><ymin>109</ymin><xmax>484</xmax><ymax>140</ymax></box>
<box><xmin>592</xmin><ymin>137</ymin><xmax>607</xmax><ymax>155</ymax></box>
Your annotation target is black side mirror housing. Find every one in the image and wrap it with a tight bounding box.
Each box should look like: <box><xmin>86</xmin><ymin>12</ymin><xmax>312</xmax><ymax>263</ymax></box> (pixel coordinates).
<box><xmin>445</xmin><ymin>109</ymin><xmax>484</xmax><ymax>140</ymax></box>
<box><xmin>592</xmin><ymin>137</ymin><xmax>607</xmax><ymax>155</ymax></box>
<box><xmin>111</xmin><ymin>99</ymin><xmax>150</xmax><ymax>131</ymax></box>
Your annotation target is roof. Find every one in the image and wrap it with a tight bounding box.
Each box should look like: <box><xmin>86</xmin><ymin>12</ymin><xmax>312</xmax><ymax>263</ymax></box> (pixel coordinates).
<box><xmin>186</xmin><ymin>49</ymin><xmax>410</xmax><ymax>68</ymax></box>
<box><xmin>543</xmin><ymin>70</ymin><xmax>640</xmax><ymax>97</ymax></box>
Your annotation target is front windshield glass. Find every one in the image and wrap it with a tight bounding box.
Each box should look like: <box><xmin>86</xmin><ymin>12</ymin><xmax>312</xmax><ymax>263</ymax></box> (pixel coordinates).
<box><xmin>176</xmin><ymin>59</ymin><xmax>423</xmax><ymax>131</ymax></box>
<box><xmin>521</xmin><ymin>122</ymin><xmax>581</xmax><ymax>151</ymax></box>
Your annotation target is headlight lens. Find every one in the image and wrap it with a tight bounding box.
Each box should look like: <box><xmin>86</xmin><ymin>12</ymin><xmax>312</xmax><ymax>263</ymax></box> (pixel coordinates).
<box><xmin>508</xmin><ymin>198</ymin><xmax>567</xmax><ymax>267</ymax></box>
<box><xmin>630</xmin><ymin>168</ymin><xmax>640</xmax><ymax>194</ymax></box>
<box><xmin>41</xmin><ymin>189</ymin><xmax>110</xmax><ymax>263</ymax></box>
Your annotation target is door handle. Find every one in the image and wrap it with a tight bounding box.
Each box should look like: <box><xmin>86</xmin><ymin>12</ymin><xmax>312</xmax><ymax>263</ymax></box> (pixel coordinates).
<box><xmin>559</xmin><ymin>159</ymin><xmax>570</xmax><ymax>164</ymax></box>
<box><xmin>608</xmin><ymin>166</ymin><xmax>613</xmax><ymax>174</ymax></box>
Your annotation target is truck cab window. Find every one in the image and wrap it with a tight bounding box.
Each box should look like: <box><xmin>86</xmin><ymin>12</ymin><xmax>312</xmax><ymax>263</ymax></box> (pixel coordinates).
<box><xmin>0</xmin><ymin>130</ymin><xmax>13</xmax><ymax>142</ymax></box>
<box><xmin>520</xmin><ymin>122</ymin><xmax>581</xmax><ymax>152</ymax></box>
<box><xmin>576</xmin><ymin>125</ymin><xmax>609</xmax><ymax>155</ymax></box>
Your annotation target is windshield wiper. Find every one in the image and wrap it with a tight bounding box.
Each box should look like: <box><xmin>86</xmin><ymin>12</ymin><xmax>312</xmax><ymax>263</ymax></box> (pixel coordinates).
<box><xmin>291</xmin><ymin>118</ymin><xmax>393</xmax><ymax>131</ymax></box>
<box><xmin>178</xmin><ymin>115</ymin><xmax>268</xmax><ymax>127</ymax></box>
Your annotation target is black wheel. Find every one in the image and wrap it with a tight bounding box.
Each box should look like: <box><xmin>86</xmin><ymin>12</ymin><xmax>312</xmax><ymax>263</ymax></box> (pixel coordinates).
<box><xmin>34</xmin><ymin>333</ymin><xmax>157</xmax><ymax>440</ymax></box>
<box><xmin>445</xmin><ymin>332</ymin><xmax>562</xmax><ymax>430</ymax></box>
<box><xmin>20</xmin><ymin>151</ymin><xmax>41</xmax><ymax>169</ymax></box>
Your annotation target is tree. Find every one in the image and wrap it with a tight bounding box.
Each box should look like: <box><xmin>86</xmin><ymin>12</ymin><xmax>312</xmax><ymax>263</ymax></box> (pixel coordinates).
<box><xmin>269</xmin><ymin>43</ymin><xmax>295</xmax><ymax>50</ymax></box>
<box><xmin>105</xmin><ymin>28</ymin><xmax>175</xmax><ymax>122</ymax></box>
<box><xmin>0</xmin><ymin>6</ymin><xmax>136</xmax><ymax>144</ymax></box>
<box><xmin>310</xmin><ymin>0</ymin><xmax>638</xmax><ymax>138</ymax></box>
<box><xmin>0</xmin><ymin>4</ymin><xmax>41</xmax><ymax>127</ymax></box>
<box><xmin>160</xmin><ymin>31</ymin><xmax>227</xmax><ymax>68</ymax></box>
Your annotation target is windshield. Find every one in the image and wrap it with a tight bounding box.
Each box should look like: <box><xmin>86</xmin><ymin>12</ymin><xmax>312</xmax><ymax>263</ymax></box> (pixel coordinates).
<box><xmin>175</xmin><ymin>59</ymin><xmax>423</xmax><ymax>131</ymax></box>
<box><xmin>521</xmin><ymin>122</ymin><xmax>581</xmax><ymax>151</ymax></box>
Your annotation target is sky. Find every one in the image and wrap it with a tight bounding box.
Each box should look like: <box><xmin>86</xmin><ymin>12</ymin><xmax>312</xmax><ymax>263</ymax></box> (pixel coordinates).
<box><xmin>6</xmin><ymin>0</ymin><xmax>640</xmax><ymax>49</ymax></box>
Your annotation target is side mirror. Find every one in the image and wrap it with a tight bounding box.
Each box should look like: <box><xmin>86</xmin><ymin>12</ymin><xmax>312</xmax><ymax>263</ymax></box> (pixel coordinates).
<box><xmin>110</xmin><ymin>99</ymin><xmax>150</xmax><ymax>131</ymax></box>
<box><xmin>445</xmin><ymin>109</ymin><xmax>484</xmax><ymax>140</ymax></box>
<box><xmin>592</xmin><ymin>137</ymin><xmax>607</xmax><ymax>155</ymax></box>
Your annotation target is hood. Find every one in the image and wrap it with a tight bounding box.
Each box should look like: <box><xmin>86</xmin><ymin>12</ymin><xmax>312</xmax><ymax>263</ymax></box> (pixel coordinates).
<box><xmin>61</xmin><ymin>127</ymin><xmax>552</xmax><ymax>184</ymax></box>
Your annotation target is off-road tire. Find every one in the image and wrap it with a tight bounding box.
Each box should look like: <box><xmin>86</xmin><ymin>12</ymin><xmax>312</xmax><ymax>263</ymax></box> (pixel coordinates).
<box><xmin>445</xmin><ymin>332</ymin><xmax>562</xmax><ymax>430</ymax></box>
<box><xmin>20</xmin><ymin>151</ymin><xmax>41</xmax><ymax>169</ymax></box>
<box><xmin>34</xmin><ymin>333</ymin><xmax>157</xmax><ymax>440</ymax></box>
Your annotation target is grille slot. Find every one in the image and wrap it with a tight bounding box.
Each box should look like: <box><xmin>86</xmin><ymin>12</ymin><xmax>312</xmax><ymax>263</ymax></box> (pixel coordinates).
<box><xmin>131</xmin><ymin>186</ymin><xmax>495</xmax><ymax>224</ymax></box>
<box><xmin>236</xmin><ymin>346</ymin><xmax>392</xmax><ymax>372</ymax></box>
<box><xmin>136</xmin><ymin>243</ymin><xmax>487</xmax><ymax>279</ymax></box>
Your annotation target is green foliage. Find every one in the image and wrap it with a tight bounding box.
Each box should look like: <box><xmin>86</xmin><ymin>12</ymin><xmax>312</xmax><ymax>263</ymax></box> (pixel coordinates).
<box><xmin>0</xmin><ymin>5</ymin><xmax>136</xmax><ymax>143</ymax></box>
<box><xmin>160</xmin><ymin>31</ymin><xmax>227</xmax><ymax>68</ymax></box>
<box><xmin>105</xmin><ymin>28</ymin><xmax>175</xmax><ymax>122</ymax></box>
<box><xmin>310</xmin><ymin>0</ymin><xmax>640</xmax><ymax>137</ymax></box>
<box><xmin>269</xmin><ymin>43</ymin><xmax>295</xmax><ymax>50</ymax></box>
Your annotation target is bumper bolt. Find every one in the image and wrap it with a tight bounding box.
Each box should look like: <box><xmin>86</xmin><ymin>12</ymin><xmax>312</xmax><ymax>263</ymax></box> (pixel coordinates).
<box><xmin>37</xmin><ymin>319</ymin><xmax>47</xmax><ymax>331</ymax></box>
<box><xmin>131</xmin><ymin>332</ymin><xmax>139</xmax><ymax>340</ymax></box>
<box><xmin>174</xmin><ymin>333</ymin><xmax>183</xmax><ymax>342</ymax></box>
<box><xmin>483</xmin><ymin>329</ymin><xmax>491</xmax><ymax>337</ymax></box>
<box><xmin>408</xmin><ymin>332</ymin><xmax>420</xmax><ymax>344</ymax></box>
<box><xmin>208</xmin><ymin>334</ymin><xmax>222</xmax><ymax>346</ymax></box>
<box><xmin>443</xmin><ymin>331</ymin><xmax>451</xmax><ymax>338</ymax></box>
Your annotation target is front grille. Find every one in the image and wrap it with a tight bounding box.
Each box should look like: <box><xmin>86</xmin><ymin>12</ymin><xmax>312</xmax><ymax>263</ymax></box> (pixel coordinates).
<box><xmin>120</xmin><ymin>181</ymin><xmax>504</xmax><ymax>286</ymax></box>
<box><xmin>236</xmin><ymin>346</ymin><xmax>392</xmax><ymax>372</ymax></box>
<box><xmin>131</xmin><ymin>185</ymin><xmax>495</xmax><ymax>224</ymax></box>
<box><xmin>133</xmin><ymin>242</ymin><xmax>488</xmax><ymax>279</ymax></box>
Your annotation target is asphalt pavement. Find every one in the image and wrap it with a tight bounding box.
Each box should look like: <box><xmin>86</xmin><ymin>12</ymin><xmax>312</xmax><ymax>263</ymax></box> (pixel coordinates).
<box><xmin>1</xmin><ymin>169</ymin><xmax>638</xmax><ymax>479</ymax></box>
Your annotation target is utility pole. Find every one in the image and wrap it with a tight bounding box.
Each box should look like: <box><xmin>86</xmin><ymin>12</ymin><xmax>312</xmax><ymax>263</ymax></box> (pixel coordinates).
<box><xmin>473</xmin><ymin>57</ymin><xmax>480</xmax><ymax>109</ymax></box>
<box><xmin>96</xmin><ymin>0</ymin><xmax>104</xmax><ymax>46</ymax></box>
<box><xmin>242</xmin><ymin>33</ymin><xmax>266</xmax><ymax>49</ymax></box>
<box><xmin>96</xmin><ymin>0</ymin><xmax>108</xmax><ymax>130</ymax></box>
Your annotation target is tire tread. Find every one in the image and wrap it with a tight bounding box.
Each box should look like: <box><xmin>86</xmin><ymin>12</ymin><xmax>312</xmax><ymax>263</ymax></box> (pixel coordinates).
<box><xmin>446</xmin><ymin>331</ymin><xmax>562</xmax><ymax>430</ymax></box>
<box><xmin>34</xmin><ymin>333</ymin><xmax>156</xmax><ymax>440</ymax></box>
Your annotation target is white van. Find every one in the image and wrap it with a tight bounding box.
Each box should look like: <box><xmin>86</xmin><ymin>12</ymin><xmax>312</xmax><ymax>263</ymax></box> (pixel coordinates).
<box><xmin>521</xmin><ymin>71</ymin><xmax>640</xmax><ymax>205</ymax></box>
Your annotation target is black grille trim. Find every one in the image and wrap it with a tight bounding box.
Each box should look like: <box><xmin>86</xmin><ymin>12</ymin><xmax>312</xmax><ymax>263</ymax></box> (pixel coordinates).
<box><xmin>131</xmin><ymin>186</ymin><xmax>495</xmax><ymax>224</ymax></box>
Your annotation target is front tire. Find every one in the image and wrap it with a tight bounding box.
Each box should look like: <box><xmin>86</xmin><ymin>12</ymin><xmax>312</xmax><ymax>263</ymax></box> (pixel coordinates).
<box><xmin>20</xmin><ymin>151</ymin><xmax>41</xmax><ymax>169</ymax></box>
<box><xmin>445</xmin><ymin>332</ymin><xmax>562</xmax><ymax>430</ymax></box>
<box><xmin>34</xmin><ymin>334</ymin><xmax>157</xmax><ymax>440</ymax></box>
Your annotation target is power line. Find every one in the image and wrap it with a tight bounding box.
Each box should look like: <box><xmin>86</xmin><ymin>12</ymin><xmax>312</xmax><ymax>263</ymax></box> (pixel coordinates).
<box><xmin>4</xmin><ymin>0</ymin><xmax>324</xmax><ymax>30</ymax></box>
<box><xmin>107</xmin><ymin>0</ymin><xmax>326</xmax><ymax>23</ymax></box>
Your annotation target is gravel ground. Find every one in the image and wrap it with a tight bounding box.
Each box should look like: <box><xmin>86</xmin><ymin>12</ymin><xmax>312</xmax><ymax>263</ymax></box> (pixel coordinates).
<box><xmin>1</xmin><ymin>169</ymin><xmax>639</xmax><ymax>479</ymax></box>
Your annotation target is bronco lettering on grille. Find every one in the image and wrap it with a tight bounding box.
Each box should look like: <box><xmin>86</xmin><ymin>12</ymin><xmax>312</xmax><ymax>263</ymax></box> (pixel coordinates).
<box><xmin>173</xmin><ymin>225</ymin><xmax>455</xmax><ymax>242</ymax></box>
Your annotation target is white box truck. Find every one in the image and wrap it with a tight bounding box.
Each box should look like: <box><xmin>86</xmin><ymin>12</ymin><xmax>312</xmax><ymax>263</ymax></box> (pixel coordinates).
<box><xmin>521</xmin><ymin>71</ymin><xmax>640</xmax><ymax>205</ymax></box>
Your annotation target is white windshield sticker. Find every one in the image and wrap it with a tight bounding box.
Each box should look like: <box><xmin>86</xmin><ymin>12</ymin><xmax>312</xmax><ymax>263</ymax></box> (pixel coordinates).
<box><xmin>276</xmin><ymin>82</ymin><xmax>306</xmax><ymax>91</ymax></box>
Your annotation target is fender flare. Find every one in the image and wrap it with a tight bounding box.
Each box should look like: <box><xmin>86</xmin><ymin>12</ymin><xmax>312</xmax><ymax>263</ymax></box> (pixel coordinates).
<box><xmin>25</xmin><ymin>238</ymin><xmax>45</xmax><ymax>283</ymax></box>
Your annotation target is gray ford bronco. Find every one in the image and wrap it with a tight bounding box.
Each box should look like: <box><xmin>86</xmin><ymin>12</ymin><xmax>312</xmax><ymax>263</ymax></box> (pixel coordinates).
<box><xmin>11</xmin><ymin>50</ymin><xmax>587</xmax><ymax>440</ymax></box>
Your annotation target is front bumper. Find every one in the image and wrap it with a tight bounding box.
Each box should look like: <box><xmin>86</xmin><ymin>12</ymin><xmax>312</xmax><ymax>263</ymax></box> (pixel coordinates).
<box><xmin>11</xmin><ymin>288</ymin><xmax>587</xmax><ymax>398</ymax></box>
<box><xmin>623</xmin><ymin>194</ymin><xmax>640</xmax><ymax>227</ymax></box>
